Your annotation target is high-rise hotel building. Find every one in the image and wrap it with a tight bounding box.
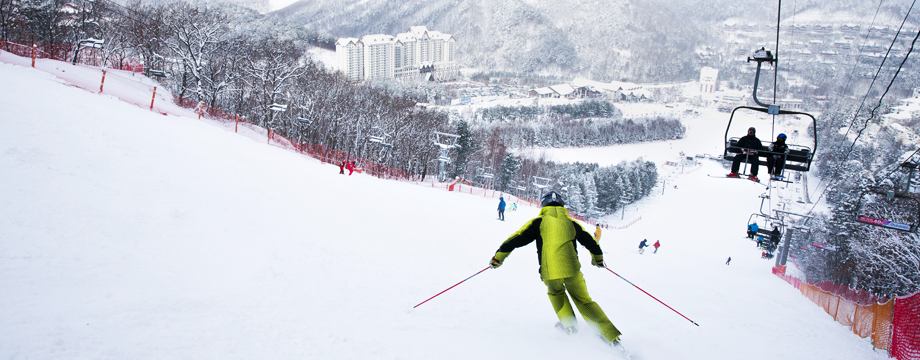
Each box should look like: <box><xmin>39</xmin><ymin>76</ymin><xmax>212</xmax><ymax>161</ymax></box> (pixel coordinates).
<box><xmin>336</xmin><ymin>26</ymin><xmax>458</xmax><ymax>82</ymax></box>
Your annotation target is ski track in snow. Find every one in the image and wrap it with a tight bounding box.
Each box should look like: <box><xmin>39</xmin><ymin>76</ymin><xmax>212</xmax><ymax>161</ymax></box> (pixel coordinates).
<box><xmin>0</xmin><ymin>56</ymin><xmax>889</xmax><ymax>360</ymax></box>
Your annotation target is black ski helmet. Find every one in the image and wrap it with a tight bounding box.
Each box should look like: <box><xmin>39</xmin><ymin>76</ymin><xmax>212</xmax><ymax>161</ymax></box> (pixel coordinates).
<box><xmin>748</xmin><ymin>127</ymin><xmax>756</xmax><ymax>135</ymax></box>
<box><xmin>541</xmin><ymin>191</ymin><xmax>565</xmax><ymax>208</ymax></box>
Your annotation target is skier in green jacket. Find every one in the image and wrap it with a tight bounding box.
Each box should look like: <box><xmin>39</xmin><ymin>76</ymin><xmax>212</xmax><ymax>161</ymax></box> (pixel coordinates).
<box><xmin>489</xmin><ymin>191</ymin><xmax>622</xmax><ymax>346</ymax></box>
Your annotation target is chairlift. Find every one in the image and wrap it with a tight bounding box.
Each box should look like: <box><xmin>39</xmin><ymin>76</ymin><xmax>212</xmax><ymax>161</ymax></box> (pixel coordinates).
<box><xmin>72</xmin><ymin>38</ymin><xmax>104</xmax><ymax>64</ymax></box>
<box><xmin>723</xmin><ymin>47</ymin><xmax>817</xmax><ymax>176</ymax></box>
<box><xmin>854</xmin><ymin>187</ymin><xmax>920</xmax><ymax>232</ymax></box>
<box><xmin>297</xmin><ymin>117</ymin><xmax>312</xmax><ymax>125</ymax></box>
<box><xmin>432</xmin><ymin>131</ymin><xmax>461</xmax><ymax>150</ymax></box>
<box><xmin>269</xmin><ymin>103</ymin><xmax>287</xmax><ymax>112</ymax></box>
<box><xmin>746</xmin><ymin>213</ymin><xmax>784</xmax><ymax>238</ymax></box>
<box><xmin>149</xmin><ymin>69</ymin><xmax>167</xmax><ymax>78</ymax></box>
<box><xmin>368</xmin><ymin>125</ymin><xmax>393</xmax><ymax>148</ymax></box>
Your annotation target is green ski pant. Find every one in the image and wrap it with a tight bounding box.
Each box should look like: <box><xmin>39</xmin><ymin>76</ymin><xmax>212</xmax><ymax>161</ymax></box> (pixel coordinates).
<box><xmin>543</xmin><ymin>271</ymin><xmax>621</xmax><ymax>342</ymax></box>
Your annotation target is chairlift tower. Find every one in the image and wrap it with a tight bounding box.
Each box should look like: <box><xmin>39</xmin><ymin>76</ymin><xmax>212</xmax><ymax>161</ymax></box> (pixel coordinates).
<box><xmin>476</xmin><ymin>160</ymin><xmax>495</xmax><ymax>188</ymax></box>
<box><xmin>532</xmin><ymin>176</ymin><xmax>553</xmax><ymax>200</ymax></box>
<box><xmin>433</xmin><ymin>131</ymin><xmax>461</xmax><ymax>182</ymax></box>
<box><xmin>771</xmin><ymin>210</ymin><xmax>814</xmax><ymax>269</ymax></box>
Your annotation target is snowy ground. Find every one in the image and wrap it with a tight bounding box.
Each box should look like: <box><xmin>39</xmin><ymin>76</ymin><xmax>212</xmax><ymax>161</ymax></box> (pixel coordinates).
<box><xmin>0</xmin><ymin>56</ymin><xmax>888</xmax><ymax>359</ymax></box>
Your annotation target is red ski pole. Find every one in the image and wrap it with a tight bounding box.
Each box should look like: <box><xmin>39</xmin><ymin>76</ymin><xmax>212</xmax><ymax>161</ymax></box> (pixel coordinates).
<box><xmin>605</xmin><ymin>267</ymin><xmax>700</xmax><ymax>326</ymax></box>
<box><xmin>414</xmin><ymin>266</ymin><xmax>491</xmax><ymax>308</ymax></box>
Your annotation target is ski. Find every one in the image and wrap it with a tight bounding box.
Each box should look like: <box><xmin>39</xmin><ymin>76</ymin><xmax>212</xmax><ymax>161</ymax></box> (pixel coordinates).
<box><xmin>612</xmin><ymin>342</ymin><xmax>638</xmax><ymax>360</ymax></box>
<box><xmin>707</xmin><ymin>174</ymin><xmax>770</xmax><ymax>188</ymax></box>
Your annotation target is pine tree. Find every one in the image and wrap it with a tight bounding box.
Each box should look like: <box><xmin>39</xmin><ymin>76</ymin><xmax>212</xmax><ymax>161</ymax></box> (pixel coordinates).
<box><xmin>583</xmin><ymin>173</ymin><xmax>599</xmax><ymax>217</ymax></box>
<box><xmin>498</xmin><ymin>154</ymin><xmax>521</xmax><ymax>192</ymax></box>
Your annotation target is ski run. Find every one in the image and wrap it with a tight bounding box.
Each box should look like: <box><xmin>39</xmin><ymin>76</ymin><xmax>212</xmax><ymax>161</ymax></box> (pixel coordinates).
<box><xmin>0</xmin><ymin>54</ymin><xmax>890</xmax><ymax>359</ymax></box>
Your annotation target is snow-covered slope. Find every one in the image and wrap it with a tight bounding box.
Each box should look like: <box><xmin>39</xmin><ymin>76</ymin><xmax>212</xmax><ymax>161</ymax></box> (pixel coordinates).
<box><xmin>0</xmin><ymin>58</ymin><xmax>888</xmax><ymax>359</ymax></box>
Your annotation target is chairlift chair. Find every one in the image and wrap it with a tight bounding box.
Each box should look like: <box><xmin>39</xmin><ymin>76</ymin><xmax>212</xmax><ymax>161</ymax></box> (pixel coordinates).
<box><xmin>723</xmin><ymin>47</ymin><xmax>818</xmax><ymax>176</ymax></box>
<box><xmin>72</xmin><ymin>38</ymin><xmax>104</xmax><ymax>64</ymax></box>
<box><xmin>854</xmin><ymin>187</ymin><xmax>920</xmax><ymax>232</ymax></box>
<box><xmin>149</xmin><ymin>69</ymin><xmax>167</xmax><ymax>78</ymax></box>
<box><xmin>747</xmin><ymin>213</ymin><xmax>784</xmax><ymax>238</ymax></box>
<box><xmin>269</xmin><ymin>103</ymin><xmax>288</xmax><ymax>112</ymax></box>
<box><xmin>367</xmin><ymin>125</ymin><xmax>393</xmax><ymax>148</ymax></box>
<box><xmin>297</xmin><ymin>117</ymin><xmax>312</xmax><ymax>125</ymax></box>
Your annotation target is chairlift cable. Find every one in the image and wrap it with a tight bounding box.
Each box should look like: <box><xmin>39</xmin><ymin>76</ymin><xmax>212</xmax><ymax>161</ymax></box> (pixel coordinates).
<box><xmin>806</xmin><ymin>2</ymin><xmax>920</xmax><ymax>216</ymax></box>
<box><xmin>828</xmin><ymin>0</ymin><xmax>886</xmax><ymax>126</ymax></box>
<box><xmin>771</xmin><ymin>0</ymin><xmax>782</xmax><ymax>140</ymax></box>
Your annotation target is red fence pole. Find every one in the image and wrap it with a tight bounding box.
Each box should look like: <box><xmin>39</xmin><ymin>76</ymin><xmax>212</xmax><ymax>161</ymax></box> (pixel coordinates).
<box><xmin>235</xmin><ymin>116</ymin><xmax>239</xmax><ymax>133</ymax></box>
<box><xmin>150</xmin><ymin>87</ymin><xmax>157</xmax><ymax>110</ymax></box>
<box><xmin>31</xmin><ymin>44</ymin><xmax>36</xmax><ymax>67</ymax></box>
<box><xmin>99</xmin><ymin>70</ymin><xmax>106</xmax><ymax>93</ymax></box>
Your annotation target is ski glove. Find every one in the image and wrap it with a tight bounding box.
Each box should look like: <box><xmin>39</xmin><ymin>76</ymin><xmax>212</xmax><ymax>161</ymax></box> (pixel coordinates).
<box><xmin>591</xmin><ymin>254</ymin><xmax>606</xmax><ymax>268</ymax></box>
<box><xmin>490</xmin><ymin>252</ymin><xmax>510</xmax><ymax>269</ymax></box>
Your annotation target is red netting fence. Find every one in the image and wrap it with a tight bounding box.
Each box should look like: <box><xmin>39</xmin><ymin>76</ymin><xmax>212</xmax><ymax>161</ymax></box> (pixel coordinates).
<box><xmin>891</xmin><ymin>292</ymin><xmax>920</xmax><ymax>360</ymax></box>
<box><xmin>0</xmin><ymin>40</ymin><xmax>142</xmax><ymax>73</ymax></box>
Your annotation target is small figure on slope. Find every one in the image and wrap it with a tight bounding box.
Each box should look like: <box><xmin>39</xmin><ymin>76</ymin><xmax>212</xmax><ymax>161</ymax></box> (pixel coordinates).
<box><xmin>653</xmin><ymin>240</ymin><xmax>661</xmax><ymax>254</ymax></box>
<box><xmin>728</xmin><ymin>127</ymin><xmax>764</xmax><ymax>182</ymax></box>
<box><xmin>339</xmin><ymin>161</ymin><xmax>346</xmax><ymax>175</ymax></box>
<box><xmin>638</xmin><ymin>239</ymin><xmax>649</xmax><ymax>254</ymax></box>
<box><xmin>594</xmin><ymin>224</ymin><xmax>602</xmax><ymax>242</ymax></box>
<box><xmin>726</xmin><ymin>256</ymin><xmax>732</xmax><ymax>265</ymax></box>
<box><xmin>488</xmin><ymin>191</ymin><xmax>623</xmax><ymax>346</ymax></box>
<box><xmin>497</xmin><ymin>196</ymin><xmax>506</xmax><ymax>221</ymax></box>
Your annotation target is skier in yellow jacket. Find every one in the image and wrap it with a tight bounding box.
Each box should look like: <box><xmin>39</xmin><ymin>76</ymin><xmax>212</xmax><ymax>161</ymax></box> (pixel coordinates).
<box><xmin>489</xmin><ymin>191</ymin><xmax>622</xmax><ymax>346</ymax></box>
<box><xmin>594</xmin><ymin>224</ymin><xmax>602</xmax><ymax>241</ymax></box>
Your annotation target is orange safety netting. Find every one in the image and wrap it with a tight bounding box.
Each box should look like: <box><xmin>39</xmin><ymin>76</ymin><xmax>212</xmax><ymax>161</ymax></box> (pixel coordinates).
<box><xmin>798</xmin><ymin>282</ymin><xmax>894</xmax><ymax>352</ymax></box>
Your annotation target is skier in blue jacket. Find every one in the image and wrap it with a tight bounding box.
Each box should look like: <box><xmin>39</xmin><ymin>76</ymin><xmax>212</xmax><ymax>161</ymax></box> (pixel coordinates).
<box><xmin>497</xmin><ymin>196</ymin><xmax>506</xmax><ymax>221</ymax></box>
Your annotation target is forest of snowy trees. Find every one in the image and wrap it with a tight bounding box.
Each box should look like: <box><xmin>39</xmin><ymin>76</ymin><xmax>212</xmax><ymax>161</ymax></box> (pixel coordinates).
<box><xmin>0</xmin><ymin>0</ymin><xmax>668</xmax><ymax>217</ymax></box>
<box><xmin>782</xmin><ymin>101</ymin><xmax>920</xmax><ymax>298</ymax></box>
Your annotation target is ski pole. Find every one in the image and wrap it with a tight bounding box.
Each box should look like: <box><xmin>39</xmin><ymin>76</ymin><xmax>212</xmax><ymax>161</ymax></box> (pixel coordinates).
<box><xmin>414</xmin><ymin>266</ymin><xmax>491</xmax><ymax>308</ymax></box>
<box><xmin>605</xmin><ymin>267</ymin><xmax>700</xmax><ymax>326</ymax></box>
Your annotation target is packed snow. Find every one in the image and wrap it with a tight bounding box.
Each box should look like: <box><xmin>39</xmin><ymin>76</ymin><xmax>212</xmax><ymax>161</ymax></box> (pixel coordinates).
<box><xmin>0</xmin><ymin>56</ymin><xmax>888</xmax><ymax>359</ymax></box>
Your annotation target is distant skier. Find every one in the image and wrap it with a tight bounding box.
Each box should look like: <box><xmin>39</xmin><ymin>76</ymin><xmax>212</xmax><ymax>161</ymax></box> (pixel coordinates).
<box><xmin>594</xmin><ymin>225</ymin><xmax>602</xmax><ymax>241</ymax></box>
<box><xmin>488</xmin><ymin>191</ymin><xmax>622</xmax><ymax>346</ymax></box>
<box><xmin>497</xmin><ymin>196</ymin><xmax>506</xmax><ymax>221</ymax></box>
<box><xmin>339</xmin><ymin>161</ymin><xmax>346</xmax><ymax>175</ymax></box>
<box><xmin>638</xmin><ymin>239</ymin><xmax>648</xmax><ymax>254</ymax></box>
<box><xmin>511</xmin><ymin>203</ymin><xmax>518</xmax><ymax>211</ymax></box>
<box><xmin>728</xmin><ymin>127</ymin><xmax>764</xmax><ymax>182</ymax></box>
<box><xmin>766</xmin><ymin>133</ymin><xmax>789</xmax><ymax>180</ymax></box>
<box><xmin>653</xmin><ymin>240</ymin><xmax>660</xmax><ymax>254</ymax></box>
<box><xmin>347</xmin><ymin>161</ymin><xmax>356</xmax><ymax>175</ymax></box>
<box><xmin>726</xmin><ymin>257</ymin><xmax>732</xmax><ymax>265</ymax></box>
<box><xmin>747</xmin><ymin>222</ymin><xmax>759</xmax><ymax>239</ymax></box>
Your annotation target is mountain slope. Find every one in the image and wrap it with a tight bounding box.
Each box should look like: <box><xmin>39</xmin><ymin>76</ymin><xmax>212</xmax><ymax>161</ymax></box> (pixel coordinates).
<box><xmin>0</xmin><ymin>56</ymin><xmax>891</xmax><ymax>360</ymax></box>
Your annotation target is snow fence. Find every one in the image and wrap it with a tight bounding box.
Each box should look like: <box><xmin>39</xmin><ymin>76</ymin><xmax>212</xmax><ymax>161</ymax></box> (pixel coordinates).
<box><xmin>773</xmin><ymin>267</ymin><xmax>920</xmax><ymax>359</ymax></box>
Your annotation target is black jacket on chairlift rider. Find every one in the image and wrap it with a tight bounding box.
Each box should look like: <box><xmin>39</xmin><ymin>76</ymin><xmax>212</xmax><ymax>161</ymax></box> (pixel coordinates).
<box><xmin>731</xmin><ymin>127</ymin><xmax>765</xmax><ymax>177</ymax></box>
<box><xmin>767</xmin><ymin>134</ymin><xmax>789</xmax><ymax>177</ymax></box>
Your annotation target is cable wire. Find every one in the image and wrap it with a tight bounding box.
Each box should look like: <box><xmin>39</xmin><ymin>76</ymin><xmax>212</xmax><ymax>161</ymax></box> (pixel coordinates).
<box><xmin>806</xmin><ymin>2</ymin><xmax>920</xmax><ymax>215</ymax></box>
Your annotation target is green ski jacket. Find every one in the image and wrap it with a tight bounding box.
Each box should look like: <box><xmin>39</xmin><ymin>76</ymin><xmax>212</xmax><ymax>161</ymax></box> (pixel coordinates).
<box><xmin>493</xmin><ymin>206</ymin><xmax>603</xmax><ymax>280</ymax></box>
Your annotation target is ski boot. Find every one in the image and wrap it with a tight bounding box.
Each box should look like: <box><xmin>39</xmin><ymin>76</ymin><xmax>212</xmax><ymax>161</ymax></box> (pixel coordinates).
<box><xmin>554</xmin><ymin>322</ymin><xmax>578</xmax><ymax>335</ymax></box>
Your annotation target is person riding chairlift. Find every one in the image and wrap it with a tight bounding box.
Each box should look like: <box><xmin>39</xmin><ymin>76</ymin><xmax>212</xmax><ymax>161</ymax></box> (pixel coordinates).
<box><xmin>766</xmin><ymin>133</ymin><xmax>789</xmax><ymax>180</ymax></box>
<box><xmin>728</xmin><ymin>127</ymin><xmax>764</xmax><ymax>182</ymax></box>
